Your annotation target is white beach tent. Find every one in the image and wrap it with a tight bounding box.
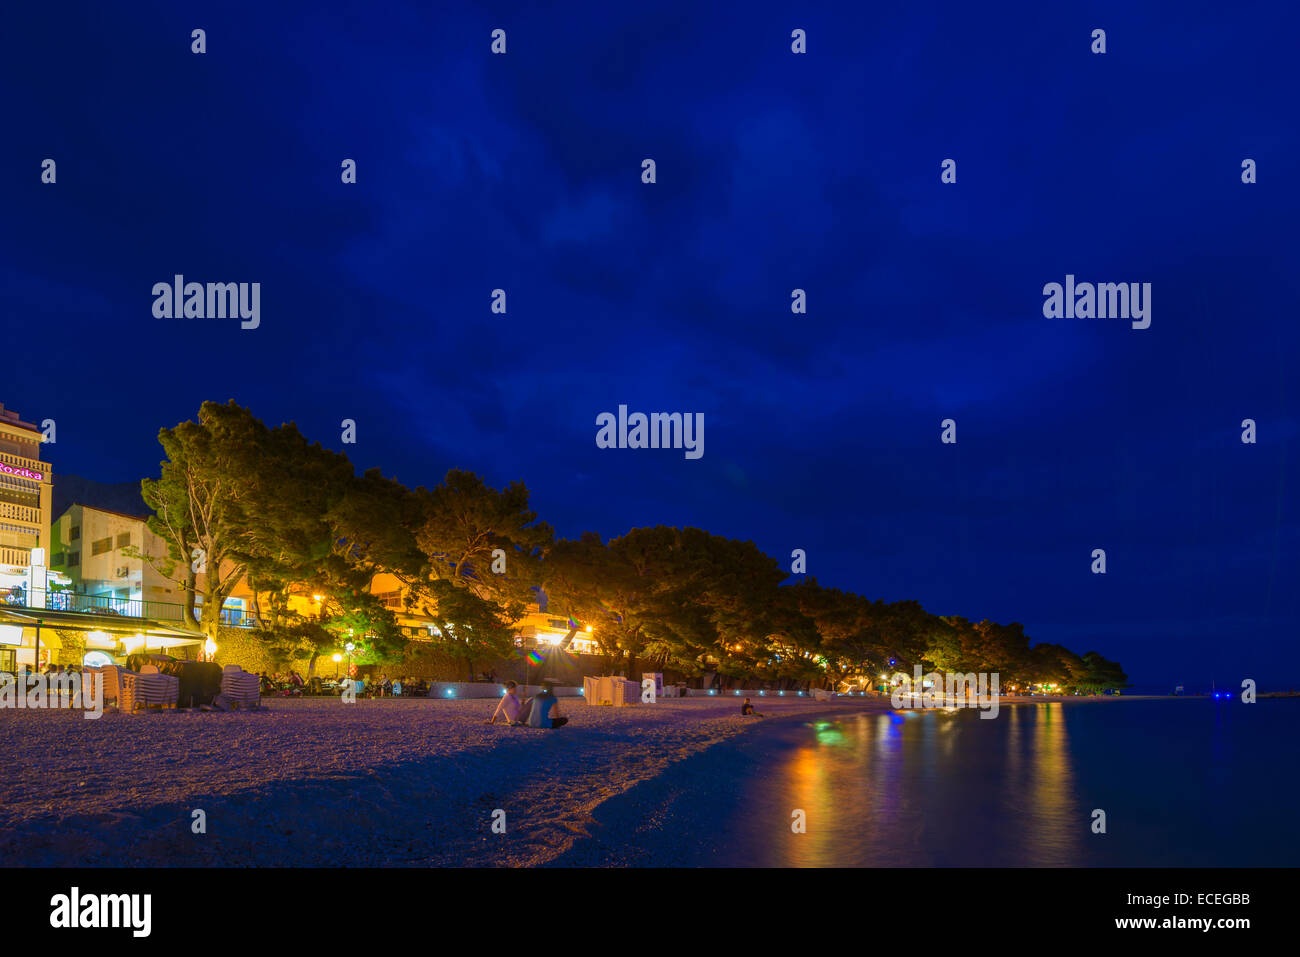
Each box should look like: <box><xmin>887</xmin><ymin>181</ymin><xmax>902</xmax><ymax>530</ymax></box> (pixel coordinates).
<box><xmin>583</xmin><ymin>675</ymin><xmax>640</xmax><ymax>706</ymax></box>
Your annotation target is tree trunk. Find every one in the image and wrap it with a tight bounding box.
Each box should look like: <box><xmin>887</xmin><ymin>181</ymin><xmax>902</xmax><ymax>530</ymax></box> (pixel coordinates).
<box><xmin>182</xmin><ymin>565</ymin><xmax>198</xmax><ymax>626</ymax></box>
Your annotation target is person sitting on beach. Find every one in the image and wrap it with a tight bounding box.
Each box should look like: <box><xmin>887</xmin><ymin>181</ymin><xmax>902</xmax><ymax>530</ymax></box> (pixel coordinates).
<box><xmin>741</xmin><ymin>697</ymin><xmax>764</xmax><ymax>717</ymax></box>
<box><xmin>525</xmin><ymin>681</ymin><xmax>568</xmax><ymax>728</ymax></box>
<box><xmin>487</xmin><ymin>681</ymin><xmax>523</xmax><ymax>725</ymax></box>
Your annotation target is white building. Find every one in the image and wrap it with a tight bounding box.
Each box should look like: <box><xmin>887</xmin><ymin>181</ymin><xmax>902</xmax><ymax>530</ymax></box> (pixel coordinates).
<box><xmin>48</xmin><ymin>503</ymin><xmax>183</xmax><ymax>614</ymax></box>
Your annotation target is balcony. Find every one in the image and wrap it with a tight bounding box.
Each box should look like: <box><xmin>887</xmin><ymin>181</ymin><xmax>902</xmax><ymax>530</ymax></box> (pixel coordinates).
<box><xmin>0</xmin><ymin>502</ymin><xmax>41</xmax><ymax>525</ymax></box>
<box><xmin>0</xmin><ymin>587</ymin><xmax>270</xmax><ymax>631</ymax></box>
<box><xmin>214</xmin><ymin>607</ymin><xmax>260</xmax><ymax>628</ymax></box>
<box><xmin>1</xmin><ymin>589</ymin><xmax>188</xmax><ymax>622</ymax></box>
<box><xmin>0</xmin><ymin>546</ymin><xmax>32</xmax><ymax>567</ymax></box>
<box><xmin>0</xmin><ymin>450</ymin><xmax>50</xmax><ymax>480</ymax></box>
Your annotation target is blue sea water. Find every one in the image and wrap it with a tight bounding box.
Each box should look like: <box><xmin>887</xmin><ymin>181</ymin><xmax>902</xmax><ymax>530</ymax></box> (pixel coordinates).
<box><xmin>694</xmin><ymin>698</ymin><xmax>1299</xmax><ymax>867</ymax></box>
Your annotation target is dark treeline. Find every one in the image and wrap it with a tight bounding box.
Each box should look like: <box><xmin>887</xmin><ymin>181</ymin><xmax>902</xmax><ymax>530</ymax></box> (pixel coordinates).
<box><xmin>133</xmin><ymin>401</ymin><xmax>1128</xmax><ymax>691</ymax></box>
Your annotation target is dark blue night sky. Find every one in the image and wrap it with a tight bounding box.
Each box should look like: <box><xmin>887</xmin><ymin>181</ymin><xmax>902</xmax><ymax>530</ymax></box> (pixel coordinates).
<box><xmin>3</xmin><ymin>2</ymin><xmax>1297</xmax><ymax>691</ymax></box>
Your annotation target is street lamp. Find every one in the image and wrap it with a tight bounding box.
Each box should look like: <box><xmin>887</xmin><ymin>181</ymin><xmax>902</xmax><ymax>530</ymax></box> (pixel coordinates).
<box><xmin>332</xmin><ymin>653</ymin><xmax>342</xmax><ymax>678</ymax></box>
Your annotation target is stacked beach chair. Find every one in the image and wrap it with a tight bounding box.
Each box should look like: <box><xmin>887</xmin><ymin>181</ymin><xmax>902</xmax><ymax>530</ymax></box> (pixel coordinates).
<box><xmin>135</xmin><ymin>665</ymin><xmax>180</xmax><ymax>709</ymax></box>
<box><xmin>110</xmin><ymin>664</ymin><xmax>180</xmax><ymax>712</ymax></box>
<box><xmin>82</xmin><ymin>665</ymin><xmax>121</xmax><ymax>708</ymax></box>
<box><xmin>583</xmin><ymin>675</ymin><xmax>640</xmax><ymax>706</ymax></box>
<box><xmin>220</xmin><ymin>665</ymin><xmax>261</xmax><ymax>709</ymax></box>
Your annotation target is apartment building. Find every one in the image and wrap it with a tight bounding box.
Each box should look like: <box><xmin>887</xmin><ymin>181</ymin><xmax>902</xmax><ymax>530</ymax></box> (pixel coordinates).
<box><xmin>0</xmin><ymin>403</ymin><xmax>52</xmax><ymax>571</ymax></box>
<box><xmin>48</xmin><ymin>503</ymin><xmax>257</xmax><ymax>626</ymax></box>
<box><xmin>49</xmin><ymin>504</ymin><xmax>180</xmax><ymax>610</ymax></box>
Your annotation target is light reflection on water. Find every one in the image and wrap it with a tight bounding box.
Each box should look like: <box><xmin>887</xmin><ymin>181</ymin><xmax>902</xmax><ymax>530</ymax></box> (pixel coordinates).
<box><xmin>762</xmin><ymin>707</ymin><xmax>1082</xmax><ymax>866</ymax></box>
<box><xmin>703</xmin><ymin>700</ymin><xmax>1298</xmax><ymax>867</ymax></box>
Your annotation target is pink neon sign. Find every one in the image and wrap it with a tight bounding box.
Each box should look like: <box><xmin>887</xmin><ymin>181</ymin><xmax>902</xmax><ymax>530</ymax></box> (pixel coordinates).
<box><xmin>0</xmin><ymin>463</ymin><xmax>42</xmax><ymax>481</ymax></box>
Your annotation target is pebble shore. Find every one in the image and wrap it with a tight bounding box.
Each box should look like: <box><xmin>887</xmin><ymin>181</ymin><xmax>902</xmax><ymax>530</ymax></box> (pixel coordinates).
<box><xmin>0</xmin><ymin>695</ymin><xmax>878</xmax><ymax>866</ymax></box>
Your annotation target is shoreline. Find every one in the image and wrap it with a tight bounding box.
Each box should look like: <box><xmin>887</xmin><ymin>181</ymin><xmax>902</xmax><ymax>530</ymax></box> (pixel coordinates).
<box><xmin>0</xmin><ymin>697</ymin><xmax>867</xmax><ymax>867</ymax></box>
<box><xmin>546</xmin><ymin>694</ymin><xmax>1286</xmax><ymax>867</ymax></box>
<box><xmin>0</xmin><ymin>694</ymin><xmax>1215</xmax><ymax>867</ymax></box>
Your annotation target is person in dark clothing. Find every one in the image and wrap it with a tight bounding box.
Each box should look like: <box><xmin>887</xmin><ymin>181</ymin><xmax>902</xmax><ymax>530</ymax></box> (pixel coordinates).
<box><xmin>526</xmin><ymin>681</ymin><xmax>568</xmax><ymax>728</ymax></box>
<box><xmin>741</xmin><ymin>697</ymin><xmax>764</xmax><ymax>717</ymax></box>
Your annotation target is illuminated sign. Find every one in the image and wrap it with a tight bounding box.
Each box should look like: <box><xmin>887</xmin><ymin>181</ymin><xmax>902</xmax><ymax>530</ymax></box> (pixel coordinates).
<box><xmin>0</xmin><ymin>625</ymin><xmax>23</xmax><ymax>646</ymax></box>
<box><xmin>0</xmin><ymin>463</ymin><xmax>42</xmax><ymax>481</ymax></box>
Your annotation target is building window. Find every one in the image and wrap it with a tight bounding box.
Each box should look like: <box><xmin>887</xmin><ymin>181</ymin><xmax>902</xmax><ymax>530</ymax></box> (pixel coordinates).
<box><xmin>51</xmin><ymin>552</ymin><xmax>64</xmax><ymax>566</ymax></box>
<box><xmin>67</xmin><ymin>551</ymin><xmax>79</xmax><ymax>566</ymax></box>
<box><xmin>91</xmin><ymin>537</ymin><xmax>112</xmax><ymax>556</ymax></box>
<box><xmin>70</xmin><ymin>526</ymin><xmax>80</xmax><ymax>541</ymax></box>
<box><xmin>116</xmin><ymin>532</ymin><xmax>131</xmax><ymax>548</ymax></box>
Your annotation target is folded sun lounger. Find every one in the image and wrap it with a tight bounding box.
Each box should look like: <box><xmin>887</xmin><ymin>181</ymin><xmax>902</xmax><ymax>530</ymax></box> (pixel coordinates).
<box><xmin>220</xmin><ymin>665</ymin><xmax>261</xmax><ymax>709</ymax></box>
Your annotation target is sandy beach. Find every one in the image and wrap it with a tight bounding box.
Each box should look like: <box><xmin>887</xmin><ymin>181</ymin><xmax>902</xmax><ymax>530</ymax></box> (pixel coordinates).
<box><xmin>0</xmin><ymin>693</ymin><xmax>1152</xmax><ymax>867</ymax></box>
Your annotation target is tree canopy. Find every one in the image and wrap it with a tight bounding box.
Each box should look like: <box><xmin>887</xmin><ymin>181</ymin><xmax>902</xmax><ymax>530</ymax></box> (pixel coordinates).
<box><xmin>139</xmin><ymin>401</ymin><xmax>1129</xmax><ymax>691</ymax></box>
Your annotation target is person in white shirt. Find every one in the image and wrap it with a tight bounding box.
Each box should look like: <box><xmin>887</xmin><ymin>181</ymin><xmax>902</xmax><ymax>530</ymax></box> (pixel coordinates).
<box><xmin>487</xmin><ymin>681</ymin><xmax>523</xmax><ymax>725</ymax></box>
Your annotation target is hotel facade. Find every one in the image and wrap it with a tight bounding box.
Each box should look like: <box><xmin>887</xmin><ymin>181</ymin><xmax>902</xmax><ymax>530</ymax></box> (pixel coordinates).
<box><xmin>0</xmin><ymin>404</ymin><xmax>64</xmax><ymax>670</ymax></box>
<box><xmin>0</xmin><ymin>403</ymin><xmax>52</xmax><ymax>570</ymax></box>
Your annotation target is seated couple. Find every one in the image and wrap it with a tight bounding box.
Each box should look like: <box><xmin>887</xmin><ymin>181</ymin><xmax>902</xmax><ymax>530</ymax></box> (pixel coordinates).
<box><xmin>487</xmin><ymin>680</ymin><xmax>569</xmax><ymax>728</ymax></box>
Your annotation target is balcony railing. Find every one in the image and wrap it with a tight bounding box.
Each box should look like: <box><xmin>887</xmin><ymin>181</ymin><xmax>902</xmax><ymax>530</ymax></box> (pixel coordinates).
<box><xmin>0</xmin><ymin>546</ymin><xmax>31</xmax><ymax>567</ymax></box>
<box><xmin>214</xmin><ymin>608</ymin><xmax>260</xmax><ymax>628</ymax></box>
<box><xmin>1</xmin><ymin>588</ymin><xmax>291</xmax><ymax>633</ymax></box>
<box><xmin>0</xmin><ymin>450</ymin><xmax>50</xmax><ymax>479</ymax></box>
<box><xmin>0</xmin><ymin>502</ymin><xmax>41</xmax><ymax>525</ymax></box>
<box><xmin>1</xmin><ymin>590</ymin><xmax>189</xmax><ymax>622</ymax></box>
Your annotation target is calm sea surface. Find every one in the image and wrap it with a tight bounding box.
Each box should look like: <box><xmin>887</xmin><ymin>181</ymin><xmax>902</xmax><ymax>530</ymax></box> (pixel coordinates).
<box><xmin>692</xmin><ymin>699</ymin><xmax>1299</xmax><ymax>866</ymax></box>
